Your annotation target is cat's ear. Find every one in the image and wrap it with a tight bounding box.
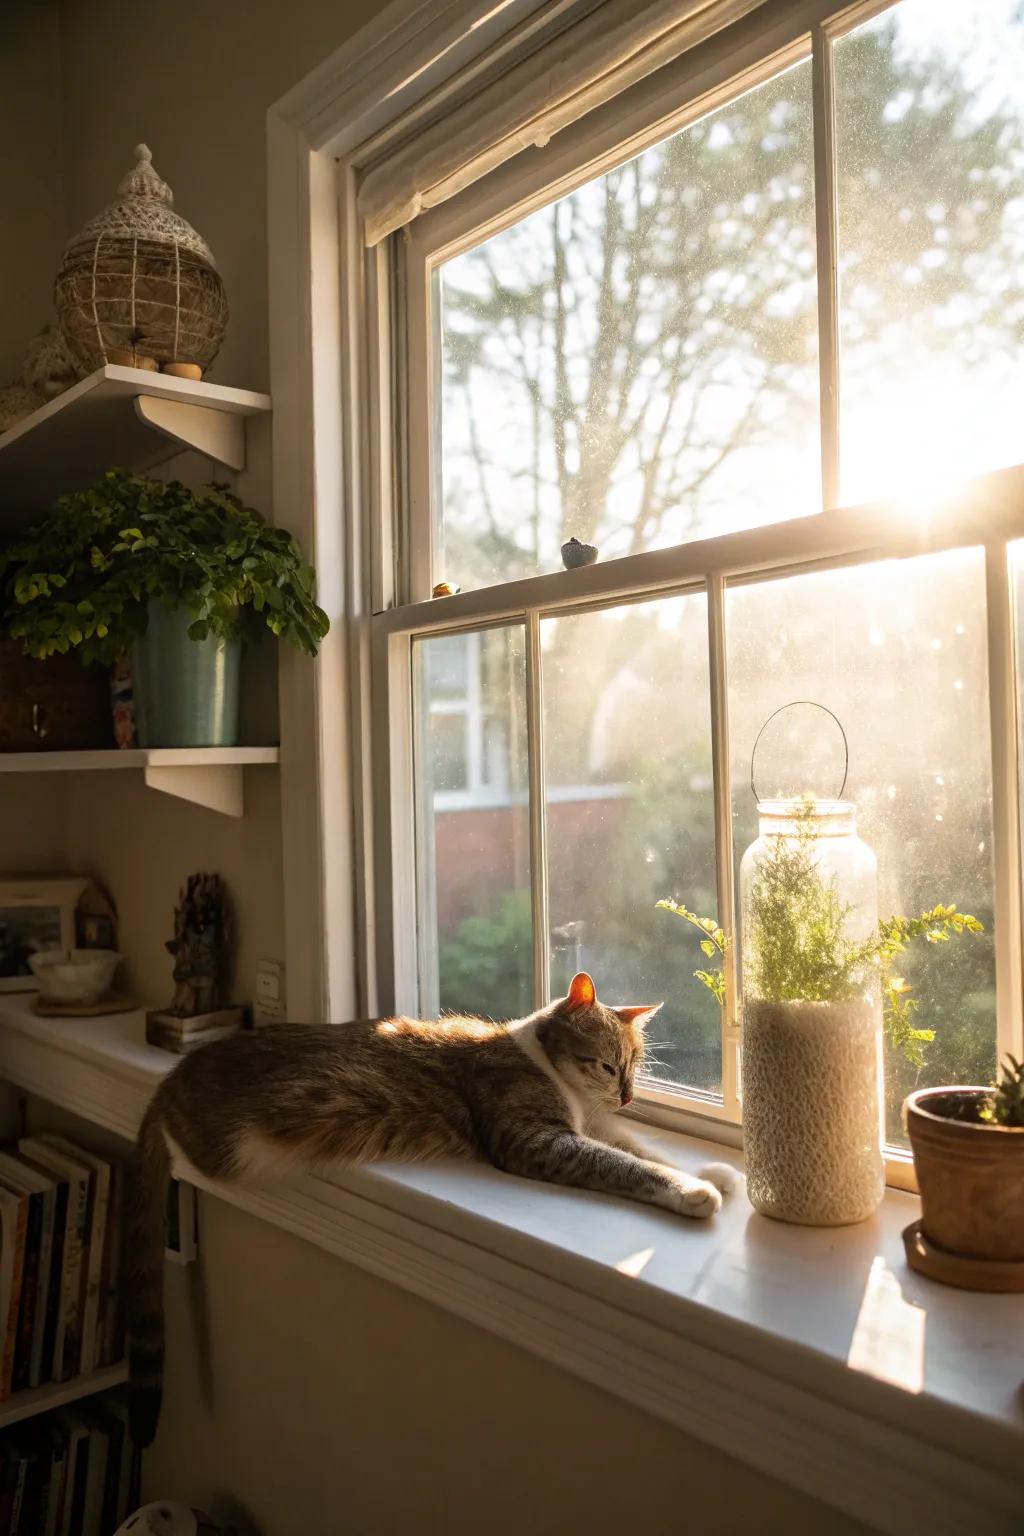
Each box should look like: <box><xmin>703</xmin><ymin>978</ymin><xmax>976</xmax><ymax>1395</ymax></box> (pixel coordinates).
<box><xmin>616</xmin><ymin>1003</ymin><xmax>662</xmax><ymax>1029</ymax></box>
<box><xmin>565</xmin><ymin>972</ymin><xmax>597</xmax><ymax>1011</ymax></box>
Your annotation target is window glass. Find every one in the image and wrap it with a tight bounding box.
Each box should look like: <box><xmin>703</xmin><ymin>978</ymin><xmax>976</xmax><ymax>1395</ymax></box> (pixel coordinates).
<box><xmin>835</xmin><ymin>0</ymin><xmax>1024</xmax><ymax>504</ymax></box>
<box><xmin>437</xmin><ymin>60</ymin><xmax>819</xmax><ymax>592</ymax></box>
<box><xmin>414</xmin><ymin>627</ymin><xmax>532</xmax><ymax>1018</ymax></box>
<box><xmin>542</xmin><ymin>595</ymin><xmax>720</xmax><ymax>1093</ymax></box>
<box><xmin>727</xmin><ymin>550</ymin><xmax>997</xmax><ymax>1144</ymax></box>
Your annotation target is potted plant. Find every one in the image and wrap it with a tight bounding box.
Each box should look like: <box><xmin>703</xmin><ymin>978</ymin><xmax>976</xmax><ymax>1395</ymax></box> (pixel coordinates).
<box><xmin>659</xmin><ymin>798</ymin><xmax>982</xmax><ymax>1227</ymax></box>
<box><xmin>0</xmin><ymin>470</ymin><xmax>329</xmax><ymax>747</ymax></box>
<box><xmin>903</xmin><ymin>1055</ymin><xmax>1024</xmax><ymax>1291</ymax></box>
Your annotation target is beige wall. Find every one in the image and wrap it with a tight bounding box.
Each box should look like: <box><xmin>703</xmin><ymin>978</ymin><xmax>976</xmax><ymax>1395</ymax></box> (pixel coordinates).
<box><xmin>0</xmin><ymin>0</ymin><xmax>66</xmax><ymax>380</ymax></box>
<box><xmin>0</xmin><ymin>3</ymin><xmax>875</xmax><ymax>1531</ymax></box>
<box><xmin>154</xmin><ymin>1194</ymin><xmax>871</xmax><ymax>1536</ymax></box>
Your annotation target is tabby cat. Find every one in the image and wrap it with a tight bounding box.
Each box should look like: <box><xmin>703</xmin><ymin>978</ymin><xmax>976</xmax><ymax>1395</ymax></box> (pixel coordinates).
<box><xmin>129</xmin><ymin>972</ymin><xmax>735</xmax><ymax>1444</ymax></box>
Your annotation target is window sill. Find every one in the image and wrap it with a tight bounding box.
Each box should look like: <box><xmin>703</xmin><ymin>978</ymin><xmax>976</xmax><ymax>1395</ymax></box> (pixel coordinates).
<box><xmin>0</xmin><ymin>1000</ymin><xmax>1020</xmax><ymax>1535</ymax></box>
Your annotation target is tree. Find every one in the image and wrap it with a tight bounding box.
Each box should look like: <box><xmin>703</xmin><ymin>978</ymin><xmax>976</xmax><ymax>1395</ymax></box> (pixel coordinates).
<box><xmin>440</xmin><ymin>12</ymin><xmax>1024</xmax><ymax>587</ymax></box>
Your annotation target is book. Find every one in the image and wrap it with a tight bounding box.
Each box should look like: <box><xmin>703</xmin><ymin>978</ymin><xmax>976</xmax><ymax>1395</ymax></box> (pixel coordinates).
<box><xmin>39</xmin><ymin>1417</ymin><xmax>68</xmax><ymax>1536</ymax></box>
<box><xmin>55</xmin><ymin>1411</ymin><xmax>88</xmax><ymax>1536</ymax></box>
<box><xmin>39</xmin><ymin>1142</ymin><xmax>111</xmax><ymax>1379</ymax></box>
<box><xmin>0</xmin><ymin>1156</ymin><xmax>59</xmax><ymax>1390</ymax></box>
<box><xmin>2</xmin><ymin>1436</ymin><xmax>28</xmax><ymax>1536</ymax></box>
<box><xmin>96</xmin><ymin>1164</ymin><xmax>125</xmax><ymax>1370</ymax></box>
<box><xmin>17</xmin><ymin>1143</ymin><xmax>90</xmax><ymax>1383</ymax></box>
<box><xmin>0</xmin><ymin>1187</ymin><xmax>27</xmax><ymax>1402</ymax></box>
<box><xmin>7</xmin><ymin>1426</ymin><xmax>50</xmax><ymax>1536</ymax></box>
<box><xmin>0</xmin><ymin>1180</ymin><xmax>41</xmax><ymax>1398</ymax></box>
<box><xmin>74</xmin><ymin>1404</ymin><xmax>108</xmax><ymax>1536</ymax></box>
<box><xmin>81</xmin><ymin>1395</ymin><xmax>127</xmax><ymax>1535</ymax></box>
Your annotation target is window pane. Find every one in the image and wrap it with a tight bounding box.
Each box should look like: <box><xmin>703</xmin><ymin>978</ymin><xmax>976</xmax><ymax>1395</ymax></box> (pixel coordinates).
<box><xmin>414</xmin><ymin>627</ymin><xmax>532</xmax><ymax>1018</ymax></box>
<box><xmin>542</xmin><ymin>595</ymin><xmax>720</xmax><ymax>1093</ymax></box>
<box><xmin>835</xmin><ymin>0</ymin><xmax>1024</xmax><ymax>504</ymax></box>
<box><xmin>438</xmin><ymin>61</ymin><xmax>819</xmax><ymax>593</ymax></box>
<box><xmin>727</xmin><ymin>550</ymin><xmax>997</xmax><ymax>1145</ymax></box>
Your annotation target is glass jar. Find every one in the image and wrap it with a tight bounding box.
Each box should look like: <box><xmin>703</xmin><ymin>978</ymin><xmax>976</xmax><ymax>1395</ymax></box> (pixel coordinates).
<box><xmin>739</xmin><ymin>798</ymin><xmax>884</xmax><ymax>1225</ymax></box>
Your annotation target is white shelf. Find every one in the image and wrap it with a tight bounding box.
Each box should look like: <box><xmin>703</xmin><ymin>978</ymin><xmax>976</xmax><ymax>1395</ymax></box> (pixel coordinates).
<box><xmin>0</xmin><ymin>747</ymin><xmax>280</xmax><ymax>817</ymax></box>
<box><xmin>0</xmin><ymin>366</ymin><xmax>272</xmax><ymax>522</ymax></box>
<box><xmin>0</xmin><ymin>1363</ymin><xmax>128</xmax><ymax>1431</ymax></box>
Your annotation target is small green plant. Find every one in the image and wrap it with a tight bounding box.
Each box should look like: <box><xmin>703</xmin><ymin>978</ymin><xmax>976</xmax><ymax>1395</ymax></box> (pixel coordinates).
<box><xmin>658</xmin><ymin>805</ymin><xmax>982</xmax><ymax>1067</ymax></box>
<box><xmin>981</xmin><ymin>1054</ymin><xmax>1024</xmax><ymax>1127</ymax></box>
<box><xmin>654</xmin><ymin>901</ymin><xmax>730</xmax><ymax>1005</ymax></box>
<box><xmin>0</xmin><ymin>468</ymin><xmax>329</xmax><ymax>664</ymax></box>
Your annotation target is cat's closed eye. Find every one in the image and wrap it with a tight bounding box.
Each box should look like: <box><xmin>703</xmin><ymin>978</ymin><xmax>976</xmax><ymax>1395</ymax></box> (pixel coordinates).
<box><xmin>601</xmin><ymin>1062</ymin><xmax>616</xmax><ymax>1076</ymax></box>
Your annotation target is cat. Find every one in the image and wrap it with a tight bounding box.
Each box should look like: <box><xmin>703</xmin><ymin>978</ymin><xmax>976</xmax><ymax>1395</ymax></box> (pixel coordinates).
<box><xmin>128</xmin><ymin>972</ymin><xmax>736</xmax><ymax>1445</ymax></box>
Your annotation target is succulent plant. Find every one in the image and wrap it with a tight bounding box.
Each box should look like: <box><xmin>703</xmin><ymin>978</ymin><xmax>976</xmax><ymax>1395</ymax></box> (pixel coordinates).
<box><xmin>982</xmin><ymin>1054</ymin><xmax>1024</xmax><ymax>1127</ymax></box>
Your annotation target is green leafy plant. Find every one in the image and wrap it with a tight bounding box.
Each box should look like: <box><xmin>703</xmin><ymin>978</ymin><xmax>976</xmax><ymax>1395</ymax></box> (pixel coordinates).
<box><xmin>658</xmin><ymin>805</ymin><xmax>983</xmax><ymax>1067</ymax></box>
<box><xmin>654</xmin><ymin>901</ymin><xmax>730</xmax><ymax>1005</ymax></box>
<box><xmin>981</xmin><ymin>1054</ymin><xmax>1024</xmax><ymax>1127</ymax></box>
<box><xmin>0</xmin><ymin>469</ymin><xmax>329</xmax><ymax>665</ymax></box>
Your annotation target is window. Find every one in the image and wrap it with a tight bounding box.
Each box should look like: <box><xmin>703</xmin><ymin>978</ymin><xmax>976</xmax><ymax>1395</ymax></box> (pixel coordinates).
<box><xmin>371</xmin><ymin>0</ymin><xmax>1024</xmax><ymax>1155</ymax></box>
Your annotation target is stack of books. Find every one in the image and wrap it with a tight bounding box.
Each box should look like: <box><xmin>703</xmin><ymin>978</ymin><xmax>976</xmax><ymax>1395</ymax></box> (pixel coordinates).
<box><xmin>0</xmin><ymin>1388</ymin><xmax>135</xmax><ymax>1534</ymax></box>
<box><xmin>0</xmin><ymin>1138</ymin><xmax>125</xmax><ymax>1401</ymax></box>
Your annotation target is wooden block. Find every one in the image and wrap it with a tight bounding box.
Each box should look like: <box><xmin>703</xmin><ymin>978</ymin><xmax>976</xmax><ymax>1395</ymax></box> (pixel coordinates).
<box><xmin>146</xmin><ymin>1007</ymin><xmax>244</xmax><ymax>1054</ymax></box>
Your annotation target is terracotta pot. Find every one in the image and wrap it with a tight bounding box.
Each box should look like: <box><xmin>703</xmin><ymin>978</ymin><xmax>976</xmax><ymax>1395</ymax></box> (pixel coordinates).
<box><xmin>904</xmin><ymin>1086</ymin><xmax>1024</xmax><ymax>1262</ymax></box>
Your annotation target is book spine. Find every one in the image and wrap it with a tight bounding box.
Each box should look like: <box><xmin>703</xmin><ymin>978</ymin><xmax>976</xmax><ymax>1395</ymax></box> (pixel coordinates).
<box><xmin>0</xmin><ymin>1201</ymin><xmax>27</xmax><ymax>1402</ymax></box>
<box><xmin>97</xmin><ymin>1168</ymin><xmax>123</xmax><ymax>1369</ymax></box>
<box><xmin>28</xmin><ymin>1190</ymin><xmax>55</xmax><ymax>1391</ymax></box>
<box><xmin>79</xmin><ymin>1167</ymin><xmax>108</xmax><ymax>1377</ymax></box>
<box><xmin>7</xmin><ymin>1461</ymin><xmax>26</xmax><ymax>1536</ymax></box>
<box><xmin>41</xmin><ymin>1185</ymin><xmax>68</xmax><ymax>1387</ymax></box>
<box><xmin>11</xmin><ymin>1194</ymin><xmax>42</xmax><ymax>1394</ymax></box>
<box><xmin>58</xmin><ymin>1180</ymin><xmax>88</xmax><ymax>1383</ymax></box>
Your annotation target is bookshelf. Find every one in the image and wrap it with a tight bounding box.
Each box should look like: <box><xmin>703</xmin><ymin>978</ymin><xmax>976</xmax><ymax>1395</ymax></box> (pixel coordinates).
<box><xmin>0</xmin><ymin>1362</ymin><xmax>128</xmax><ymax>1432</ymax></box>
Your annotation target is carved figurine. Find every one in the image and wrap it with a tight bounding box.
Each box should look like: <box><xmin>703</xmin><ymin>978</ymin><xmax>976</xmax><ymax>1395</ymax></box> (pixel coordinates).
<box><xmin>147</xmin><ymin>872</ymin><xmax>242</xmax><ymax>1053</ymax></box>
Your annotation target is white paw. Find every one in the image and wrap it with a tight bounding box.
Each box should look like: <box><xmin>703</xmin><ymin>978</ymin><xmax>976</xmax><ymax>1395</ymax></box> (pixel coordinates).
<box><xmin>663</xmin><ymin>1174</ymin><xmax>722</xmax><ymax>1220</ymax></box>
<box><xmin>698</xmin><ymin>1161</ymin><xmax>740</xmax><ymax>1197</ymax></box>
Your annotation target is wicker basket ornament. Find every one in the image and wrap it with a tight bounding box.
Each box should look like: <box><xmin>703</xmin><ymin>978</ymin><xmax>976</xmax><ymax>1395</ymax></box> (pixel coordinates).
<box><xmin>55</xmin><ymin>144</ymin><xmax>228</xmax><ymax>378</ymax></box>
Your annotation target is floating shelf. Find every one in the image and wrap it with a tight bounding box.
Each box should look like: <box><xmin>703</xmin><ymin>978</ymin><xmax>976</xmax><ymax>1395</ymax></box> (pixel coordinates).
<box><xmin>0</xmin><ymin>747</ymin><xmax>279</xmax><ymax>817</ymax></box>
<box><xmin>0</xmin><ymin>1362</ymin><xmax>128</xmax><ymax>1431</ymax></box>
<box><xmin>0</xmin><ymin>365</ymin><xmax>272</xmax><ymax>522</ymax></box>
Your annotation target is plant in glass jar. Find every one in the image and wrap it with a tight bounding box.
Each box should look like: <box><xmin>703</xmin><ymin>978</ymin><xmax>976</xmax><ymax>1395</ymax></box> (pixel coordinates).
<box><xmin>658</xmin><ymin>797</ymin><xmax>982</xmax><ymax>1227</ymax></box>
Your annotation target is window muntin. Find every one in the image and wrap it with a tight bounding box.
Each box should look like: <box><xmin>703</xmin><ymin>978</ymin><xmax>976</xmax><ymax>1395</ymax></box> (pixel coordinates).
<box><xmin>437</xmin><ymin>60</ymin><xmax>820</xmax><ymax>594</ymax></box>
<box><xmin>835</xmin><ymin>0</ymin><xmax>1024</xmax><ymax>504</ymax></box>
<box><xmin>382</xmin><ymin>0</ymin><xmax>1024</xmax><ymax>1138</ymax></box>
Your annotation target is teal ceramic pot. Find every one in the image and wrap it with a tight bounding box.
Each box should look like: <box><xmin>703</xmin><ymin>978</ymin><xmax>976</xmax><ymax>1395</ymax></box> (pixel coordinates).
<box><xmin>132</xmin><ymin>603</ymin><xmax>241</xmax><ymax>747</ymax></box>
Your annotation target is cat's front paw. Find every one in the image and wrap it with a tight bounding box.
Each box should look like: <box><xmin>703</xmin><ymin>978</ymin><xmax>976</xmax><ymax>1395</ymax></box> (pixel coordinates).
<box><xmin>656</xmin><ymin>1170</ymin><xmax>722</xmax><ymax>1219</ymax></box>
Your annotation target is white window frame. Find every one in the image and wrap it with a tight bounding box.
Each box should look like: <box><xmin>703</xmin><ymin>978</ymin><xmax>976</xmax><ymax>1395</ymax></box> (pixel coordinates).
<box><xmin>268</xmin><ymin>0</ymin><xmax>1024</xmax><ymax>1183</ymax></box>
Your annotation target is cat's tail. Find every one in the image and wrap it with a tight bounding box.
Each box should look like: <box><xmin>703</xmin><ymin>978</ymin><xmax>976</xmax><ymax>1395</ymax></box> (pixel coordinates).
<box><xmin>128</xmin><ymin>1095</ymin><xmax>172</xmax><ymax>1447</ymax></box>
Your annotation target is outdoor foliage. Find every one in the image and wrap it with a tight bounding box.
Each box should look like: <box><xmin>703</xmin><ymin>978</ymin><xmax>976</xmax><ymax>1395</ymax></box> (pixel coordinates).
<box><xmin>982</xmin><ymin>1054</ymin><xmax>1024</xmax><ymax>1127</ymax></box>
<box><xmin>0</xmin><ymin>469</ymin><xmax>329</xmax><ymax>665</ymax></box>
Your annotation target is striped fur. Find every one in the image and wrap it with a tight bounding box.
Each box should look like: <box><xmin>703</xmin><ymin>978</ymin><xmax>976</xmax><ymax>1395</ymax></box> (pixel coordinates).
<box><xmin>128</xmin><ymin>973</ymin><xmax>732</xmax><ymax>1445</ymax></box>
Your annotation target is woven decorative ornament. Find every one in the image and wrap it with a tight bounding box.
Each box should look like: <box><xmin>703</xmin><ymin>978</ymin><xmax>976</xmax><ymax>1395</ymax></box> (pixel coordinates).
<box><xmin>55</xmin><ymin>144</ymin><xmax>228</xmax><ymax>377</ymax></box>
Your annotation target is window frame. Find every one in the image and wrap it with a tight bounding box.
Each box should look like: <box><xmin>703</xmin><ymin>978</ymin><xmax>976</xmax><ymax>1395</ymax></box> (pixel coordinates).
<box><xmin>268</xmin><ymin>0</ymin><xmax>1024</xmax><ymax>1179</ymax></box>
<box><xmin>348</xmin><ymin>0</ymin><xmax>1024</xmax><ymax>1174</ymax></box>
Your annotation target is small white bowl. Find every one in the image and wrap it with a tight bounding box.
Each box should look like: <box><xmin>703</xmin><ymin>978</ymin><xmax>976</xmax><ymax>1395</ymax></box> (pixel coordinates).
<box><xmin>28</xmin><ymin>948</ymin><xmax>123</xmax><ymax>1005</ymax></box>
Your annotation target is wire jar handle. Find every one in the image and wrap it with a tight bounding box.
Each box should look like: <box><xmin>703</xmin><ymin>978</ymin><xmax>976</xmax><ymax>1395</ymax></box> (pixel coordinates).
<box><xmin>749</xmin><ymin>700</ymin><xmax>849</xmax><ymax>806</ymax></box>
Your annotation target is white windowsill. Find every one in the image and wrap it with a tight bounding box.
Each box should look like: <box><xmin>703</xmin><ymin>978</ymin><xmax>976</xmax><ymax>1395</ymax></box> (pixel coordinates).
<box><xmin>0</xmin><ymin>998</ymin><xmax>1020</xmax><ymax>1535</ymax></box>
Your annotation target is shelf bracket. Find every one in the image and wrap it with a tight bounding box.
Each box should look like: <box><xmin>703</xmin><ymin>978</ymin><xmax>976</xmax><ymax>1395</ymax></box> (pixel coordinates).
<box><xmin>143</xmin><ymin>764</ymin><xmax>244</xmax><ymax>817</ymax></box>
<box><xmin>134</xmin><ymin>395</ymin><xmax>246</xmax><ymax>470</ymax></box>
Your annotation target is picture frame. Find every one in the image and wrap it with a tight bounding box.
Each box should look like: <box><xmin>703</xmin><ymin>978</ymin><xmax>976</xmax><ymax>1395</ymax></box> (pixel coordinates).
<box><xmin>0</xmin><ymin>877</ymin><xmax>90</xmax><ymax>992</ymax></box>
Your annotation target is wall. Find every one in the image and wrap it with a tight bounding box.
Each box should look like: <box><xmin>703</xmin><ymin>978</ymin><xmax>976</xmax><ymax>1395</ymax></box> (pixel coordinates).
<box><xmin>0</xmin><ymin>0</ymin><xmax>66</xmax><ymax>380</ymax></box>
<box><xmin>0</xmin><ymin>2</ymin><xmax>877</xmax><ymax>1531</ymax></box>
<box><xmin>152</xmin><ymin>1194</ymin><xmax>871</xmax><ymax>1536</ymax></box>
